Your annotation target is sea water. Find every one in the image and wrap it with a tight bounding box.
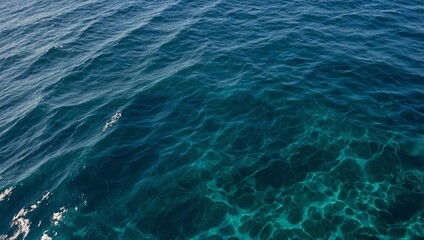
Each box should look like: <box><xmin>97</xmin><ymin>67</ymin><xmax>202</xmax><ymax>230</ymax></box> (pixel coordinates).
<box><xmin>0</xmin><ymin>0</ymin><xmax>423</xmax><ymax>239</ymax></box>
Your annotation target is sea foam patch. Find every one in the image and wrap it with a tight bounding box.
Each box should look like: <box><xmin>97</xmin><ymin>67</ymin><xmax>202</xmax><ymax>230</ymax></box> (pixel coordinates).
<box><xmin>41</xmin><ymin>231</ymin><xmax>52</xmax><ymax>240</ymax></box>
<box><xmin>102</xmin><ymin>111</ymin><xmax>122</xmax><ymax>131</ymax></box>
<box><xmin>1</xmin><ymin>192</ymin><xmax>51</xmax><ymax>239</ymax></box>
<box><xmin>0</xmin><ymin>186</ymin><xmax>15</xmax><ymax>202</ymax></box>
<box><xmin>51</xmin><ymin>207</ymin><xmax>67</xmax><ymax>226</ymax></box>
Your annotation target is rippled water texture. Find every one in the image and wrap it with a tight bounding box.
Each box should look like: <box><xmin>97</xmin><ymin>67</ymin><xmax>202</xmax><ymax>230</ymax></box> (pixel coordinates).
<box><xmin>1</xmin><ymin>0</ymin><xmax>424</xmax><ymax>239</ymax></box>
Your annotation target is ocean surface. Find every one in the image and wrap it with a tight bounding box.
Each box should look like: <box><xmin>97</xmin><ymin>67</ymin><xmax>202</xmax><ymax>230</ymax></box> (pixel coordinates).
<box><xmin>0</xmin><ymin>0</ymin><xmax>423</xmax><ymax>239</ymax></box>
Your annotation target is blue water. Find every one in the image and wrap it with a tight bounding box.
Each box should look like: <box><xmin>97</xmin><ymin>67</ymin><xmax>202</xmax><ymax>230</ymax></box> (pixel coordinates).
<box><xmin>1</xmin><ymin>0</ymin><xmax>423</xmax><ymax>239</ymax></box>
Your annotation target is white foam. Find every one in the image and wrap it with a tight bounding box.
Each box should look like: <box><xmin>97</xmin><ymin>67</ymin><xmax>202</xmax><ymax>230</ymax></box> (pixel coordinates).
<box><xmin>41</xmin><ymin>231</ymin><xmax>52</xmax><ymax>240</ymax></box>
<box><xmin>51</xmin><ymin>207</ymin><xmax>67</xmax><ymax>226</ymax></box>
<box><xmin>102</xmin><ymin>111</ymin><xmax>122</xmax><ymax>131</ymax></box>
<box><xmin>9</xmin><ymin>208</ymin><xmax>30</xmax><ymax>240</ymax></box>
<box><xmin>5</xmin><ymin>191</ymin><xmax>51</xmax><ymax>240</ymax></box>
<box><xmin>0</xmin><ymin>186</ymin><xmax>15</xmax><ymax>202</ymax></box>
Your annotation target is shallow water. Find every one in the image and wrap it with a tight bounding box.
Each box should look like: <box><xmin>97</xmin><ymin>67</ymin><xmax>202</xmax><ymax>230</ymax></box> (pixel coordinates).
<box><xmin>1</xmin><ymin>0</ymin><xmax>423</xmax><ymax>239</ymax></box>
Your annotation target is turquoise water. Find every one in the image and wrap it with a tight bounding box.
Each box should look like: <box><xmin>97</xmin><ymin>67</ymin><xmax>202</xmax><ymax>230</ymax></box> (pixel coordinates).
<box><xmin>1</xmin><ymin>0</ymin><xmax>423</xmax><ymax>239</ymax></box>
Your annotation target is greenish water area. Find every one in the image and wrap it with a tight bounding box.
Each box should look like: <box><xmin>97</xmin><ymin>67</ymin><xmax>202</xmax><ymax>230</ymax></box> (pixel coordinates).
<box><xmin>0</xmin><ymin>0</ymin><xmax>423</xmax><ymax>239</ymax></box>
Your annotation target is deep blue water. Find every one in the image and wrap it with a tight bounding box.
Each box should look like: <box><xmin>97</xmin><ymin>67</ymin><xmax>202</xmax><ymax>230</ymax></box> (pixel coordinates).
<box><xmin>1</xmin><ymin>0</ymin><xmax>424</xmax><ymax>239</ymax></box>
